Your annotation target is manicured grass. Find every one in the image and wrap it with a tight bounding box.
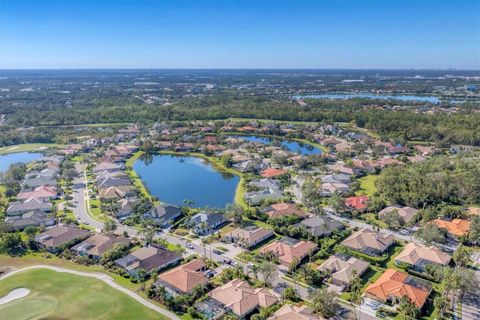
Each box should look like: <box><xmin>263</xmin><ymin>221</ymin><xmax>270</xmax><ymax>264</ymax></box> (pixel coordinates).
<box><xmin>88</xmin><ymin>198</ymin><xmax>108</xmax><ymax>222</ymax></box>
<box><xmin>362</xmin><ymin>213</ymin><xmax>388</xmax><ymax>229</ymax></box>
<box><xmin>0</xmin><ymin>143</ymin><xmax>65</xmax><ymax>155</ymax></box>
<box><xmin>355</xmin><ymin>174</ymin><xmax>378</xmax><ymax>197</ymax></box>
<box><xmin>0</xmin><ymin>268</ymin><xmax>165</xmax><ymax>320</ymax></box>
<box><xmin>126</xmin><ymin>151</ymin><xmax>159</xmax><ymax>205</ymax></box>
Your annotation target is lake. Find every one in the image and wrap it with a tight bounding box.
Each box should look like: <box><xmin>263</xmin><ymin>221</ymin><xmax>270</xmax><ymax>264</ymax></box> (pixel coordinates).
<box><xmin>133</xmin><ymin>154</ymin><xmax>239</xmax><ymax>208</ymax></box>
<box><xmin>293</xmin><ymin>93</ymin><xmax>440</xmax><ymax>103</ymax></box>
<box><xmin>230</xmin><ymin>135</ymin><xmax>322</xmax><ymax>155</ymax></box>
<box><xmin>0</xmin><ymin>152</ymin><xmax>43</xmax><ymax>172</ymax></box>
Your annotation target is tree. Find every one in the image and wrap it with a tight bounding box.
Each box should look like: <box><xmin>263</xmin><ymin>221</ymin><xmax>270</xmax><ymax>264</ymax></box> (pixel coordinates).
<box><xmin>136</xmin><ymin>268</ymin><xmax>148</xmax><ymax>291</ymax></box>
<box><xmin>349</xmin><ymin>271</ymin><xmax>363</xmax><ymax>319</ymax></box>
<box><xmin>310</xmin><ymin>287</ymin><xmax>339</xmax><ymax>318</ymax></box>
<box><xmin>225</xmin><ymin>203</ymin><xmax>244</xmax><ymax>225</ymax></box>
<box><xmin>415</xmin><ymin>223</ymin><xmax>447</xmax><ymax>244</ymax></box>
<box><xmin>103</xmin><ymin>218</ymin><xmax>117</xmax><ymax>233</ymax></box>
<box><xmin>456</xmin><ymin>267</ymin><xmax>479</xmax><ymax>298</ymax></box>
<box><xmin>434</xmin><ymin>295</ymin><xmax>448</xmax><ymax>319</ymax></box>
<box><xmin>453</xmin><ymin>245</ymin><xmax>471</xmax><ymax>267</ymax></box>
<box><xmin>281</xmin><ymin>287</ymin><xmax>299</xmax><ymax>302</ymax></box>
<box><xmin>468</xmin><ymin>215</ymin><xmax>480</xmax><ymax>245</ymax></box>
<box><xmin>382</xmin><ymin>209</ymin><xmax>401</xmax><ymax>229</ymax></box>
<box><xmin>258</xmin><ymin>261</ymin><xmax>276</xmax><ymax>286</ymax></box>
<box><xmin>398</xmin><ymin>296</ymin><xmax>418</xmax><ymax>320</ymax></box>
<box><xmin>329</xmin><ymin>193</ymin><xmax>346</xmax><ymax>214</ymax></box>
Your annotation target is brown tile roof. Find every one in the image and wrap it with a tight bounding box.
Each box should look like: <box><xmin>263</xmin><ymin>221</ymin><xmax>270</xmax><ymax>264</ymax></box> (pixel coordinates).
<box><xmin>317</xmin><ymin>255</ymin><xmax>369</xmax><ymax>285</ymax></box>
<box><xmin>365</xmin><ymin>269</ymin><xmax>431</xmax><ymax>308</ymax></box>
<box><xmin>72</xmin><ymin>233</ymin><xmax>130</xmax><ymax>257</ymax></box>
<box><xmin>209</xmin><ymin>279</ymin><xmax>278</xmax><ymax>317</ymax></box>
<box><xmin>267</xmin><ymin>304</ymin><xmax>322</xmax><ymax>320</ymax></box>
<box><xmin>225</xmin><ymin>227</ymin><xmax>274</xmax><ymax>248</ymax></box>
<box><xmin>263</xmin><ymin>203</ymin><xmax>307</xmax><ymax>219</ymax></box>
<box><xmin>261</xmin><ymin>168</ymin><xmax>288</xmax><ymax>178</ymax></box>
<box><xmin>341</xmin><ymin>229</ymin><xmax>394</xmax><ymax>253</ymax></box>
<box><xmin>158</xmin><ymin>259</ymin><xmax>207</xmax><ymax>293</ymax></box>
<box><xmin>259</xmin><ymin>237</ymin><xmax>317</xmax><ymax>267</ymax></box>
<box><xmin>431</xmin><ymin>219</ymin><xmax>471</xmax><ymax>237</ymax></box>
<box><xmin>395</xmin><ymin>243</ymin><xmax>451</xmax><ymax>266</ymax></box>
<box><xmin>378</xmin><ymin>206</ymin><xmax>419</xmax><ymax>224</ymax></box>
<box><xmin>36</xmin><ymin>225</ymin><xmax>91</xmax><ymax>249</ymax></box>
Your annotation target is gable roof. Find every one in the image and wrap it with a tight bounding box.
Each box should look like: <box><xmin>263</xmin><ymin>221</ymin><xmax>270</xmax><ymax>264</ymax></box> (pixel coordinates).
<box><xmin>395</xmin><ymin>243</ymin><xmax>451</xmax><ymax>266</ymax></box>
<box><xmin>158</xmin><ymin>259</ymin><xmax>207</xmax><ymax>293</ymax></box>
<box><xmin>365</xmin><ymin>269</ymin><xmax>431</xmax><ymax>308</ymax></box>
<box><xmin>35</xmin><ymin>225</ymin><xmax>91</xmax><ymax>248</ymax></box>
<box><xmin>209</xmin><ymin>279</ymin><xmax>278</xmax><ymax>317</ymax></box>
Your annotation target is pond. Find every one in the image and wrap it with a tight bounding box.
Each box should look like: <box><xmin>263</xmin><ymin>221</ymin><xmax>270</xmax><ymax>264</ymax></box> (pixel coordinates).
<box><xmin>230</xmin><ymin>135</ymin><xmax>322</xmax><ymax>155</ymax></box>
<box><xmin>0</xmin><ymin>152</ymin><xmax>43</xmax><ymax>172</ymax></box>
<box><xmin>133</xmin><ymin>154</ymin><xmax>239</xmax><ymax>208</ymax></box>
<box><xmin>293</xmin><ymin>92</ymin><xmax>440</xmax><ymax>103</ymax></box>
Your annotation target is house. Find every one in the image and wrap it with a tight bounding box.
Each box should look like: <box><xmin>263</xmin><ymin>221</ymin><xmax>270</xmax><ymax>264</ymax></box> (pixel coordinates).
<box><xmin>320</xmin><ymin>174</ymin><xmax>351</xmax><ymax>185</ymax></box>
<box><xmin>345</xmin><ymin>195</ymin><xmax>369</xmax><ymax>212</ymax></box>
<box><xmin>187</xmin><ymin>212</ymin><xmax>227</xmax><ymax>235</ymax></box>
<box><xmin>378</xmin><ymin>205</ymin><xmax>419</xmax><ymax>225</ymax></box>
<box><xmin>35</xmin><ymin>225</ymin><xmax>91</xmax><ymax>252</ymax></box>
<box><xmin>97</xmin><ymin>177</ymin><xmax>131</xmax><ymax>189</ymax></box>
<box><xmin>245</xmin><ymin>179</ymin><xmax>284</xmax><ymax>206</ymax></box>
<box><xmin>146</xmin><ymin>204</ymin><xmax>183</xmax><ymax>227</ymax></box>
<box><xmin>21</xmin><ymin>176</ymin><xmax>58</xmax><ymax>189</ymax></box>
<box><xmin>260</xmin><ymin>168</ymin><xmax>288</xmax><ymax>178</ymax></box>
<box><xmin>16</xmin><ymin>185</ymin><xmax>58</xmax><ymax>201</ymax></box>
<box><xmin>319</xmin><ymin>182</ymin><xmax>350</xmax><ymax>197</ymax></box>
<box><xmin>6</xmin><ymin>198</ymin><xmax>52</xmax><ymax>216</ymax></box>
<box><xmin>98</xmin><ymin>186</ymin><xmax>132</xmax><ymax>200</ymax></box>
<box><xmin>116</xmin><ymin>198</ymin><xmax>136</xmax><ymax>220</ymax></box>
<box><xmin>327</xmin><ymin>164</ymin><xmax>356</xmax><ymax>176</ymax></box>
<box><xmin>224</xmin><ymin>226</ymin><xmax>274</xmax><ymax>249</ymax></box>
<box><xmin>365</xmin><ymin>269</ymin><xmax>431</xmax><ymax>308</ymax></box>
<box><xmin>299</xmin><ymin>216</ymin><xmax>344</xmax><ymax>237</ymax></box>
<box><xmin>259</xmin><ymin>237</ymin><xmax>318</xmax><ymax>268</ymax></box>
<box><xmin>431</xmin><ymin>218</ymin><xmax>471</xmax><ymax>238</ymax></box>
<box><xmin>72</xmin><ymin>233</ymin><xmax>131</xmax><ymax>260</ymax></box>
<box><xmin>208</xmin><ymin>279</ymin><xmax>278</xmax><ymax>318</ymax></box>
<box><xmin>157</xmin><ymin>259</ymin><xmax>208</xmax><ymax>295</ymax></box>
<box><xmin>5</xmin><ymin>210</ymin><xmax>55</xmax><ymax>231</ymax></box>
<box><xmin>267</xmin><ymin>304</ymin><xmax>320</xmax><ymax>320</ymax></box>
<box><xmin>317</xmin><ymin>254</ymin><xmax>369</xmax><ymax>287</ymax></box>
<box><xmin>341</xmin><ymin>229</ymin><xmax>394</xmax><ymax>256</ymax></box>
<box><xmin>262</xmin><ymin>203</ymin><xmax>307</xmax><ymax>219</ymax></box>
<box><xmin>93</xmin><ymin>162</ymin><xmax>124</xmax><ymax>173</ymax></box>
<box><xmin>394</xmin><ymin>243</ymin><xmax>451</xmax><ymax>272</ymax></box>
<box><xmin>114</xmin><ymin>245</ymin><xmax>182</xmax><ymax>275</ymax></box>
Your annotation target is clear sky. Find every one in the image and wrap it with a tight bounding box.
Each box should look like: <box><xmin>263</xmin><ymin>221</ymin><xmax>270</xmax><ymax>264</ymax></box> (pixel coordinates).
<box><xmin>0</xmin><ymin>0</ymin><xmax>479</xmax><ymax>69</ymax></box>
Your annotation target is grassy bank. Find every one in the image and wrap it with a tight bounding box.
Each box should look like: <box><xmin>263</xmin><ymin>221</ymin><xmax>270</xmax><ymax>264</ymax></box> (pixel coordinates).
<box><xmin>126</xmin><ymin>151</ymin><xmax>159</xmax><ymax>205</ymax></box>
<box><xmin>0</xmin><ymin>143</ymin><xmax>65</xmax><ymax>155</ymax></box>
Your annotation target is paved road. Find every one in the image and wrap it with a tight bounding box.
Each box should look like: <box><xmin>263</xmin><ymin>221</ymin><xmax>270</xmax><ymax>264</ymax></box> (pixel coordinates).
<box><xmin>0</xmin><ymin>265</ymin><xmax>180</xmax><ymax>320</ymax></box>
<box><xmin>72</xmin><ymin>164</ymin><xmax>137</xmax><ymax>236</ymax></box>
<box><xmin>461</xmin><ymin>252</ymin><xmax>480</xmax><ymax>320</ymax></box>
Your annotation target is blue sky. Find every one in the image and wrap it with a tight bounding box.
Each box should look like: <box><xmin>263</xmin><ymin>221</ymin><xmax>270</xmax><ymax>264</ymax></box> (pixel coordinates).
<box><xmin>0</xmin><ymin>0</ymin><xmax>479</xmax><ymax>69</ymax></box>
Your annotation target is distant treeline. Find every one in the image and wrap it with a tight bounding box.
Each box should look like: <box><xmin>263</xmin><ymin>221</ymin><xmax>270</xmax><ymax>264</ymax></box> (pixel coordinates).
<box><xmin>4</xmin><ymin>95</ymin><xmax>480</xmax><ymax>146</ymax></box>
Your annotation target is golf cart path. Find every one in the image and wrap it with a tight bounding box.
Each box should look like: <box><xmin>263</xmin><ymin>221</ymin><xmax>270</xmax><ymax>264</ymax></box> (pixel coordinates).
<box><xmin>0</xmin><ymin>265</ymin><xmax>180</xmax><ymax>320</ymax></box>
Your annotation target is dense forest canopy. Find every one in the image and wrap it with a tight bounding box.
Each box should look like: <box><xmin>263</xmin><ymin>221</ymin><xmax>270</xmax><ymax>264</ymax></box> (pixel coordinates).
<box><xmin>375</xmin><ymin>155</ymin><xmax>480</xmax><ymax>208</ymax></box>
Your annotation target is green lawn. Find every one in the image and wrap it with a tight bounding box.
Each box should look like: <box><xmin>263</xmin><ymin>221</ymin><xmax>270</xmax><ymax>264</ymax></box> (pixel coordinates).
<box><xmin>0</xmin><ymin>268</ymin><xmax>167</xmax><ymax>320</ymax></box>
<box><xmin>126</xmin><ymin>151</ymin><xmax>160</xmax><ymax>204</ymax></box>
<box><xmin>355</xmin><ymin>175</ymin><xmax>378</xmax><ymax>196</ymax></box>
<box><xmin>0</xmin><ymin>143</ymin><xmax>65</xmax><ymax>155</ymax></box>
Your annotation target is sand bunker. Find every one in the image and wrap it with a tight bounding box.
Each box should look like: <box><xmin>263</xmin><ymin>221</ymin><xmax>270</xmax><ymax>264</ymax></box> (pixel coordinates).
<box><xmin>0</xmin><ymin>288</ymin><xmax>30</xmax><ymax>305</ymax></box>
